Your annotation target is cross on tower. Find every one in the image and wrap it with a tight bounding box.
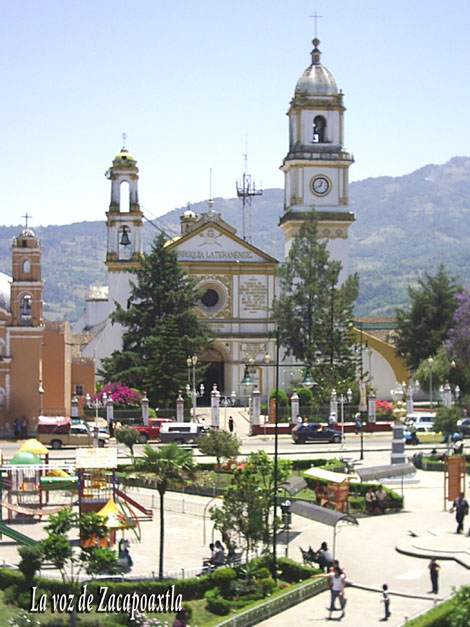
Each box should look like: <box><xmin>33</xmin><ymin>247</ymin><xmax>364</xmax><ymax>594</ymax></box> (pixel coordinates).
<box><xmin>309</xmin><ymin>11</ymin><xmax>323</xmax><ymax>38</ymax></box>
<box><xmin>121</xmin><ymin>132</ymin><xmax>127</xmax><ymax>148</ymax></box>
<box><xmin>22</xmin><ymin>212</ymin><xmax>32</xmax><ymax>228</ymax></box>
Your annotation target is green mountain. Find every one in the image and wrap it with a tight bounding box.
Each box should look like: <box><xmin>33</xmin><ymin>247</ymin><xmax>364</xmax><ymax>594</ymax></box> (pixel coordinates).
<box><xmin>0</xmin><ymin>156</ymin><xmax>469</xmax><ymax>321</ymax></box>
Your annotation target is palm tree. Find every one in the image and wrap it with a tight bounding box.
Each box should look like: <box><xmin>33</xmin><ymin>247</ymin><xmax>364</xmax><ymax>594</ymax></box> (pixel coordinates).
<box><xmin>133</xmin><ymin>443</ymin><xmax>195</xmax><ymax>578</ymax></box>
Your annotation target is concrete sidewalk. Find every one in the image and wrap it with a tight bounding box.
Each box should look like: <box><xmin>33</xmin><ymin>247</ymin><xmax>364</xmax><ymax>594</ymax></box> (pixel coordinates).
<box><xmin>1</xmin><ymin>426</ymin><xmax>469</xmax><ymax>626</ymax></box>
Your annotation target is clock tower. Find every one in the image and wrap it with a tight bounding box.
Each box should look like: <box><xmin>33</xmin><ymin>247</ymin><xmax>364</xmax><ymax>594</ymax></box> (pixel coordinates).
<box><xmin>279</xmin><ymin>38</ymin><xmax>354</xmax><ymax>282</ymax></box>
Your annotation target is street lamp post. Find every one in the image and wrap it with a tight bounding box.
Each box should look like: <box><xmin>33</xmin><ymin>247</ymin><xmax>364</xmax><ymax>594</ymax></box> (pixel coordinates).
<box><xmin>338</xmin><ymin>388</ymin><xmax>353</xmax><ymax>449</ymax></box>
<box><xmin>220</xmin><ymin>391</ymin><xmax>236</xmax><ymax>430</ymax></box>
<box><xmin>186</xmin><ymin>355</ymin><xmax>204</xmax><ymax>421</ymax></box>
<box><xmin>428</xmin><ymin>357</ymin><xmax>434</xmax><ymax>410</ymax></box>
<box><xmin>85</xmin><ymin>392</ymin><xmax>107</xmax><ymax>447</ymax></box>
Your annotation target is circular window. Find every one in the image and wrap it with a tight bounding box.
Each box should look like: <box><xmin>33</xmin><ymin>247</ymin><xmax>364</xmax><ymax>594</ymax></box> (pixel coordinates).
<box><xmin>201</xmin><ymin>289</ymin><xmax>219</xmax><ymax>308</ymax></box>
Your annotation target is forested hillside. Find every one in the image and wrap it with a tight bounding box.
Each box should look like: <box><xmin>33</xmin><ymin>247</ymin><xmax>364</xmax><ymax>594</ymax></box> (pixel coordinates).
<box><xmin>0</xmin><ymin>156</ymin><xmax>469</xmax><ymax>321</ymax></box>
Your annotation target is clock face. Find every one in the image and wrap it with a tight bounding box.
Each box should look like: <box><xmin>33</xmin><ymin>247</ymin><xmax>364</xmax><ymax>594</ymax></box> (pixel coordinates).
<box><xmin>311</xmin><ymin>176</ymin><xmax>330</xmax><ymax>196</ymax></box>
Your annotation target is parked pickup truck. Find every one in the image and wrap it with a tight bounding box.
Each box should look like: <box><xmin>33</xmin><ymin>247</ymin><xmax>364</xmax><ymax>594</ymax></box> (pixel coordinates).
<box><xmin>130</xmin><ymin>418</ymin><xmax>173</xmax><ymax>443</ymax></box>
<box><xmin>37</xmin><ymin>416</ymin><xmax>110</xmax><ymax>449</ymax></box>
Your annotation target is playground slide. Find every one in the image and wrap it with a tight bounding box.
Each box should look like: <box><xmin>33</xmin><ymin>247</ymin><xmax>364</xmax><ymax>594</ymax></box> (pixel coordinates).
<box><xmin>0</xmin><ymin>520</ymin><xmax>37</xmax><ymax>546</ymax></box>
<box><xmin>116</xmin><ymin>490</ymin><xmax>153</xmax><ymax>518</ymax></box>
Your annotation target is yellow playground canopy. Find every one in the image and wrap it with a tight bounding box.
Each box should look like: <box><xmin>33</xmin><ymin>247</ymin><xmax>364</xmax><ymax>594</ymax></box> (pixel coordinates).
<box><xmin>19</xmin><ymin>439</ymin><xmax>48</xmax><ymax>456</ymax></box>
<box><xmin>97</xmin><ymin>498</ymin><xmax>137</xmax><ymax>530</ymax></box>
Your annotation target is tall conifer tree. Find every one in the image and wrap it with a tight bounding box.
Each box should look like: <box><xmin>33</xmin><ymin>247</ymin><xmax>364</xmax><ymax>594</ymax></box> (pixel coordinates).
<box><xmin>395</xmin><ymin>265</ymin><xmax>460</xmax><ymax>369</ymax></box>
<box><xmin>99</xmin><ymin>233</ymin><xmax>213</xmax><ymax>407</ymax></box>
<box><xmin>273</xmin><ymin>213</ymin><xmax>359</xmax><ymax>399</ymax></box>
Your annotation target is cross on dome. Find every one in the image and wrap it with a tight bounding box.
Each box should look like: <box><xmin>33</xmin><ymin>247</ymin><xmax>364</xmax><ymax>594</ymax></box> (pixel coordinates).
<box><xmin>22</xmin><ymin>212</ymin><xmax>32</xmax><ymax>228</ymax></box>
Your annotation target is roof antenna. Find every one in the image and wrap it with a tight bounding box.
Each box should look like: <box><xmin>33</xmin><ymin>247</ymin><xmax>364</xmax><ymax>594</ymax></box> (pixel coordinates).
<box><xmin>208</xmin><ymin>168</ymin><xmax>214</xmax><ymax>209</ymax></box>
<box><xmin>236</xmin><ymin>138</ymin><xmax>262</xmax><ymax>242</ymax></box>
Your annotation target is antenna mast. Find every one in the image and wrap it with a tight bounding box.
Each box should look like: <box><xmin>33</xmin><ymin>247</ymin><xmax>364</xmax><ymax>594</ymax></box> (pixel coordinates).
<box><xmin>236</xmin><ymin>150</ymin><xmax>262</xmax><ymax>241</ymax></box>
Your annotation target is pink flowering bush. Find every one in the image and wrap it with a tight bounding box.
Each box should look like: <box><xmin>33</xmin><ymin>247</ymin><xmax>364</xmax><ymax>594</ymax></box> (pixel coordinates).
<box><xmin>94</xmin><ymin>382</ymin><xmax>141</xmax><ymax>407</ymax></box>
<box><xmin>376</xmin><ymin>399</ymin><xmax>393</xmax><ymax>418</ymax></box>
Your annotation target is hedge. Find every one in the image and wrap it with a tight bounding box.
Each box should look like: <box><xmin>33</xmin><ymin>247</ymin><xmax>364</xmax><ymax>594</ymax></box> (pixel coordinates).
<box><xmin>404</xmin><ymin>597</ymin><xmax>455</xmax><ymax>626</ymax></box>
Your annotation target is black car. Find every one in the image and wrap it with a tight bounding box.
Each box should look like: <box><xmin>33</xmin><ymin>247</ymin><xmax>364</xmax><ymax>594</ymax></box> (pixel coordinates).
<box><xmin>458</xmin><ymin>418</ymin><xmax>470</xmax><ymax>437</ymax></box>
<box><xmin>291</xmin><ymin>422</ymin><xmax>342</xmax><ymax>444</ymax></box>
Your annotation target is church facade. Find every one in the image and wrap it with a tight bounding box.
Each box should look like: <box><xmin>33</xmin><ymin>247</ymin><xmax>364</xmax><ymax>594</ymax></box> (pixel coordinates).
<box><xmin>72</xmin><ymin>37</ymin><xmax>408</xmax><ymax>402</ymax></box>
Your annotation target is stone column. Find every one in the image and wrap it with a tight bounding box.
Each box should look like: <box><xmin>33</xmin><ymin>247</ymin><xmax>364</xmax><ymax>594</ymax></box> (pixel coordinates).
<box><xmin>176</xmin><ymin>390</ymin><xmax>184</xmax><ymax>422</ymax></box>
<box><xmin>211</xmin><ymin>384</ymin><xmax>220</xmax><ymax>428</ymax></box>
<box><xmin>106</xmin><ymin>396</ymin><xmax>114</xmax><ymax>422</ymax></box>
<box><xmin>290</xmin><ymin>389</ymin><xmax>299</xmax><ymax>424</ymax></box>
<box><xmin>141</xmin><ymin>392</ymin><xmax>149</xmax><ymax>426</ymax></box>
<box><xmin>251</xmin><ymin>385</ymin><xmax>260</xmax><ymax>432</ymax></box>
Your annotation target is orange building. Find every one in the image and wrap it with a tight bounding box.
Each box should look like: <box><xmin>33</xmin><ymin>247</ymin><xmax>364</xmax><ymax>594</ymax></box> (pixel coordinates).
<box><xmin>0</xmin><ymin>225</ymin><xmax>95</xmax><ymax>437</ymax></box>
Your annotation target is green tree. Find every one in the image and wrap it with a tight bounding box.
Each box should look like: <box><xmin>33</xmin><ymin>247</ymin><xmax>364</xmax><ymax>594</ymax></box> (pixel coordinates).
<box><xmin>212</xmin><ymin>451</ymin><xmax>291</xmax><ymax>557</ymax></box>
<box><xmin>273</xmin><ymin>213</ymin><xmax>359</xmax><ymax>402</ymax></box>
<box><xmin>433</xmin><ymin>406</ymin><xmax>461</xmax><ymax>444</ymax></box>
<box><xmin>211</xmin><ymin>465</ymin><xmax>265</xmax><ymax>565</ymax></box>
<box><xmin>131</xmin><ymin>443</ymin><xmax>195</xmax><ymax>579</ymax></box>
<box><xmin>115</xmin><ymin>425</ymin><xmax>140</xmax><ymax>457</ymax></box>
<box><xmin>395</xmin><ymin>265</ymin><xmax>460</xmax><ymax>370</ymax></box>
<box><xmin>39</xmin><ymin>509</ymin><xmax>119</xmax><ymax>583</ymax></box>
<box><xmin>98</xmin><ymin>233</ymin><xmax>213</xmax><ymax>408</ymax></box>
<box><xmin>196</xmin><ymin>429</ymin><xmax>241</xmax><ymax>489</ymax></box>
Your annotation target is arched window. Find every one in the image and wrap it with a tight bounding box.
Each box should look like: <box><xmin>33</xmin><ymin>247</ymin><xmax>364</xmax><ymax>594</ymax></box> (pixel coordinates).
<box><xmin>19</xmin><ymin>294</ymin><xmax>32</xmax><ymax>325</ymax></box>
<box><xmin>313</xmin><ymin>115</ymin><xmax>327</xmax><ymax>143</ymax></box>
<box><xmin>120</xmin><ymin>181</ymin><xmax>130</xmax><ymax>212</ymax></box>
<box><xmin>21</xmin><ymin>259</ymin><xmax>31</xmax><ymax>273</ymax></box>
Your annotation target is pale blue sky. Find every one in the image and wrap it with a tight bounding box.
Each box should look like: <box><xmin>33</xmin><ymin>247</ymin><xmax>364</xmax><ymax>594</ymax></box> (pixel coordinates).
<box><xmin>1</xmin><ymin>0</ymin><xmax>469</xmax><ymax>226</ymax></box>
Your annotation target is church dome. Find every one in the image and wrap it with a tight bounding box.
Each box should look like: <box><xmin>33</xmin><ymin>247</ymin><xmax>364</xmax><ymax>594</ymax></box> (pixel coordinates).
<box><xmin>19</xmin><ymin>228</ymin><xmax>36</xmax><ymax>238</ymax></box>
<box><xmin>113</xmin><ymin>148</ymin><xmax>136</xmax><ymax>165</ymax></box>
<box><xmin>182</xmin><ymin>209</ymin><xmax>197</xmax><ymax>219</ymax></box>
<box><xmin>295</xmin><ymin>39</ymin><xmax>338</xmax><ymax>96</ymax></box>
<box><xmin>0</xmin><ymin>271</ymin><xmax>11</xmax><ymax>312</ymax></box>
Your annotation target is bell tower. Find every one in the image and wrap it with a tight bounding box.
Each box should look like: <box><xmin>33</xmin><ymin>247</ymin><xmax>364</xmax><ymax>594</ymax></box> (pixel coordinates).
<box><xmin>10</xmin><ymin>223</ymin><xmax>43</xmax><ymax>327</ymax></box>
<box><xmin>104</xmin><ymin>145</ymin><xmax>143</xmax><ymax>310</ymax></box>
<box><xmin>279</xmin><ymin>38</ymin><xmax>355</xmax><ymax>282</ymax></box>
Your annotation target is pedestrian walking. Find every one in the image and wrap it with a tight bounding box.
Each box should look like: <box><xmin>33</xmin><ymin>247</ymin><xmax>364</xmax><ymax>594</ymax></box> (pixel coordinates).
<box><xmin>13</xmin><ymin>418</ymin><xmax>20</xmax><ymax>440</ymax></box>
<box><xmin>228</xmin><ymin>416</ymin><xmax>234</xmax><ymax>433</ymax></box>
<box><xmin>380</xmin><ymin>584</ymin><xmax>391</xmax><ymax>621</ymax></box>
<box><xmin>328</xmin><ymin>565</ymin><xmax>346</xmax><ymax>619</ymax></box>
<box><xmin>354</xmin><ymin>413</ymin><xmax>362</xmax><ymax>434</ymax></box>
<box><xmin>428</xmin><ymin>558</ymin><xmax>440</xmax><ymax>594</ymax></box>
<box><xmin>20</xmin><ymin>416</ymin><xmax>28</xmax><ymax>439</ymax></box>
<box><xmin>328</xmin><ymin>412</ymin><xmax>337</xmax><ymax>429</ymax></box>
<box><xmin>450</xmin><ymin>491</ymin><xmax>469</xmax><ymax>533</ymax></box>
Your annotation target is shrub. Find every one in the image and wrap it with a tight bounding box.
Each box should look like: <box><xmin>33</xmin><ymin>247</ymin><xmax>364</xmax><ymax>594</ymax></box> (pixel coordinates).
<box><xmin>348</xmin><ymin>495</ymin><xmax>365</xmax><ymax>511</ymax></box>
<box><xmin>258</xmin><ymin>576</ymin><xmax>276</xmax><ymax>596</ymax></box>
<box><xmin>204</xmin><ymin>588</ymin><xmax>232</xmax><ymax>615</ymax></box>
<box><xmin>296</xmin><ymin>387</ymin><xmax>313</xmax><ymax>407</ymax></box>
<box><xmin>255</xmin><ymin>567</ymin><xmax>271</xmax><ymax>579</ymax></box>
<box><xmin>269</xmin><ymin>388</ymin><xmax>288</xmax><ymax>407</ymax></box>
<box><xmin>210</xmin><ymin>567</ymin><xmax>236</xmax><ymax>598</ymax></box>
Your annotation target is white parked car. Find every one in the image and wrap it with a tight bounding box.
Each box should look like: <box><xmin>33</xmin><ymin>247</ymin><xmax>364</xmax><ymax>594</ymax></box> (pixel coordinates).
<box><xmin>405</xmin><ymin>412</ymin><xmax>436</xmax><ymax>430</ymax></box>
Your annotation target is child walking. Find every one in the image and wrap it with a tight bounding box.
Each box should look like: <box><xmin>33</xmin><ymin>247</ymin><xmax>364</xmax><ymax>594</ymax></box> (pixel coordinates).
<box><xmin>381</xmin><ymin>584</ymin><xmax>391</xmax><ymax>621</ymax></box>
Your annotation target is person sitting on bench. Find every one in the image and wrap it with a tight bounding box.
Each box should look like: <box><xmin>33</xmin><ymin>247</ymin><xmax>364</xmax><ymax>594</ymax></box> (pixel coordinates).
<box><xmin>316</xmin><ymin>541</ymin><xmax>333</xmax><ymax>572</ymax></box>
<box><xmin>365</xmin><ymin>487</ymin><xmax>378</xmax><ymax>514</ymax></box>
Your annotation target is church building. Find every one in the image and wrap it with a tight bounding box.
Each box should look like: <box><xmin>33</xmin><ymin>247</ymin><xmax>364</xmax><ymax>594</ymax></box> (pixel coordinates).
<box><xmin>73</xmin><ymin>37</ymin><xmax>408</xmax><ymax>401</ymax></box>
<box><xmin>0</xmin><ymin>225</ymin><xmax>95</xmax><ymax>436</ymax></box>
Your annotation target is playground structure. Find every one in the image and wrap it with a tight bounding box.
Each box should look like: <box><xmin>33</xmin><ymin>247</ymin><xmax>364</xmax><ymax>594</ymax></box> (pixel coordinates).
<box><xmin>0</xmin><ymin>441</ymin><xmax>151</xmax><ymax>553</ymax></box>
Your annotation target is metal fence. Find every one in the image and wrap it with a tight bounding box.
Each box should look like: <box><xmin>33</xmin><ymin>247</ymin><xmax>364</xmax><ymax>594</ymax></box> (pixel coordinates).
<box><xmin>216</xmin><ymin>576</ymin><xmax>328</xmax><ymax>627</ymax></box>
